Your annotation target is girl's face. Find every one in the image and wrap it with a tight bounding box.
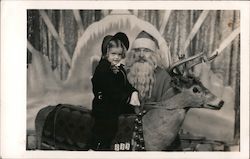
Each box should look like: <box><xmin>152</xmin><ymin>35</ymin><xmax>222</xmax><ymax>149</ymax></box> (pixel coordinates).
<box><xmin>107</xmin><ymin>47</ymin><xmax>123</xmax><ymax>66</ymax></box>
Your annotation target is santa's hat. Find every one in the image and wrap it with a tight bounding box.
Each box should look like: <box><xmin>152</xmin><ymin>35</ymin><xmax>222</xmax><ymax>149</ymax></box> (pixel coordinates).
<box><xmin>132</xmin><ymin>31</ymin><xmax>159</xmax><ymax>51</ymax></box>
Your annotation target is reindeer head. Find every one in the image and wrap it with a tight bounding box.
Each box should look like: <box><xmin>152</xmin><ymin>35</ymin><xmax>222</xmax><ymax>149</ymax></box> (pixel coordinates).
<box><xmin>168</xmin><ymin>52</ymin><xmax>224</xmax><ymax>110</ymax></box>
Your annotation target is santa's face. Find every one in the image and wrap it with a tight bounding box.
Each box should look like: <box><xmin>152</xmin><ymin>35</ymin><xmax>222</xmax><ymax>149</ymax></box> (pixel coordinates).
<box><xmin>126</xmin><ymin>47</ymin><xmax>158</xmax><ymax>102</ymax></box>
<box><xmin>131</xmin><ymin>47</ymin><xmax>154</xmax><ymax>62</ymax></box>
<box><xmin>127</xmin><ymin>47</ymin><xmax>157</xmax><ymax>67</ymax></box>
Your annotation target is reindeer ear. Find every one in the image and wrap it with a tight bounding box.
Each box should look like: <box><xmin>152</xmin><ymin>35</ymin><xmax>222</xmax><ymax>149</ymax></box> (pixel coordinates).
<box><xmin>183</xmin><ymin>69</ymin><xmax>189</xmax><ymax>77</ymax></box>
<box><xmin>171</xmin><ymin>77</ymin><xmax>182</xmax><ymax>92</ymax></box>
<box><xmin>171</xmin><ymin>66</ymin><xmax>184</xmax><ymax>76</ymax></box>
<box><xmin>185</xmin><ymin>69</ymin><xmax>196</xmax><ymax>78</ymax></box>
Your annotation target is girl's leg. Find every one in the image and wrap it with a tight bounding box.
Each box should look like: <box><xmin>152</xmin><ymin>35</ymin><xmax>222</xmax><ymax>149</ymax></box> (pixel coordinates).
<box><xmin>89</xmin><ymin>118</ymin><xmax>118</xmax><ymax>150</ymax></box>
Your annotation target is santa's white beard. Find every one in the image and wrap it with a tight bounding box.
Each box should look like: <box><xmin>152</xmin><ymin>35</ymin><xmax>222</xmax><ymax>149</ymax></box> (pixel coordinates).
<box><xmin>127</xmin><ymin>54</ymin><xmax>157</xmax><ymax>102</ymax></box>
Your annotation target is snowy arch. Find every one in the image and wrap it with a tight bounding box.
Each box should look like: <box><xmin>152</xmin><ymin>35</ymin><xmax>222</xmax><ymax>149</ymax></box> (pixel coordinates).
<box><xmin>65</xmin><ymin>11</ymin><xmax>172</xmax><ymax>90</ymax></box>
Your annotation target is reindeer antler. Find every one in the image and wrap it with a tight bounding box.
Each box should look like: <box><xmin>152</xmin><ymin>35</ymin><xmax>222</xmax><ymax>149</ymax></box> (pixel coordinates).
<box><xmin>169</xmin><ymin>52</ymin><xmax>204</xmax><ymax>76</ymax></box>
<box><xmin>186</xmin><ymin>51</ymin><xmax>218</xmax><ymax>70</ymax></box>
<box><xmin>169</xmin><ymin>52</ymin><xmax>219</xmax><ymax>76</ymax></box>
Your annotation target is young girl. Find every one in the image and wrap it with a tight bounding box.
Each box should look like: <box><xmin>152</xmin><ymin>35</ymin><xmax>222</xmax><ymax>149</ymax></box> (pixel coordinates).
<box><xmin>89</xmin><ymin>32</ymin><xmax>140</xmax><ymax>150</ymax></box>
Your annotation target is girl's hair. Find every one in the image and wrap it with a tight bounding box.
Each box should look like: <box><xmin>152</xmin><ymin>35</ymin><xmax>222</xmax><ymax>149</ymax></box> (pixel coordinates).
<box><xmin>102</xmin><ymin>39</ymin><xmax>127</xmax><ymax>59</ymax></box>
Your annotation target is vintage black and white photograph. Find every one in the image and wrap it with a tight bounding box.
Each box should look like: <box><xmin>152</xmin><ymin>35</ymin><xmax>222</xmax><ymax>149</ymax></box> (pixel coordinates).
<box><xmin>26</xmin><ymin>9</ymin><xmax>240</xmax><ymax>152</ymax></box>
<box><xmin>1</xmin><ymin>1</ymin><xmax>249</xmax><ymax>159</ymax></box>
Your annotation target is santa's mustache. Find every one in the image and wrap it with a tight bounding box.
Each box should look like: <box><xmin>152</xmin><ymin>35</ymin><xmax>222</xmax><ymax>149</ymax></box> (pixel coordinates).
<box><xmin>128</xmin><ymin>54</ymin><xmax>156</xmax><ymax>68</ymax></box>
<box><xmin>135</xmin><ymin>56</ymin><xmax>148</xmax><ymax>62</ymax></box>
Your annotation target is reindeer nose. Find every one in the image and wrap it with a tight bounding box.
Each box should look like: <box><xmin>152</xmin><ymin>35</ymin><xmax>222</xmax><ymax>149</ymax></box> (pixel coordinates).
<box><xmin>218</xmin><ymin>100</ymin><xmax>224</xmax><ymax>108</ymax></box>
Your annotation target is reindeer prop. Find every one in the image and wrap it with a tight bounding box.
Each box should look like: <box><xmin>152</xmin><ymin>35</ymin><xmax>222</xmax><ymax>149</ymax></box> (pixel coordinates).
<box><xmin>139</xmin><ymin>52</ymin><xmax>224</xmax><ymax>151</ymax></box>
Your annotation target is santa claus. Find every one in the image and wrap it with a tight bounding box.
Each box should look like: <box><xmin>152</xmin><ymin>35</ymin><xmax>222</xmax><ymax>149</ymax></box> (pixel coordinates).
<box><xmin>126</xmin><ymin>31</ymin><xmax>182</xmax><ymax>150</ymax></box>
<box><xmin>126</xmin><ymin>30</ymin><xmax>173</xmax><ymax>105</ymax></box>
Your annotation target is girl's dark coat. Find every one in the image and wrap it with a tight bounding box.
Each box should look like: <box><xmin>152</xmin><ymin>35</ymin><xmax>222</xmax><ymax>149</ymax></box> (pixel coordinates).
<box><xmin>91</xmin><ymin>59</ymin><xmax>136</xmax><ymax>119</ymax></box>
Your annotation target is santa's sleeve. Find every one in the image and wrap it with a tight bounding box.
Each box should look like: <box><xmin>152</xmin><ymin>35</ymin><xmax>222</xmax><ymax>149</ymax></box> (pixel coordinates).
<box><xmin>161</xmin><ymin>71</ymin><xmax>175</xmax><ymax>101</ymax></box>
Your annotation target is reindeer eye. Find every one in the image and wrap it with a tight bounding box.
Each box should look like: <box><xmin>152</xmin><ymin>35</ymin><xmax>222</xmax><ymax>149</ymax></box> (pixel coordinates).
<box><xmin>193</xmin><ymin>87</ymin><xmax>199</xmax><ymax>93</ymax></box>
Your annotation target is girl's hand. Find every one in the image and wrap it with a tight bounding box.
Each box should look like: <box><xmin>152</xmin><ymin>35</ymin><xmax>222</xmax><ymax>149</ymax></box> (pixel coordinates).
<box><xmin>110</xmin><ymin>65</ymin><xmax>120</xmax><ymax>74</ymax></box>
<box><xmin>129</xmin><ymin>92</ymin><xmax>140</xmax><ymax>106</ymax></box>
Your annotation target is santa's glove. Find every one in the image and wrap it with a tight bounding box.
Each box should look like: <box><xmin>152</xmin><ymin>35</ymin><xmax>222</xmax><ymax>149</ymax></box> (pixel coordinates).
<box><xmin>129</xmin><ymin>91</ymin><xmax>140</xmax><ymax>106</ymax></box>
